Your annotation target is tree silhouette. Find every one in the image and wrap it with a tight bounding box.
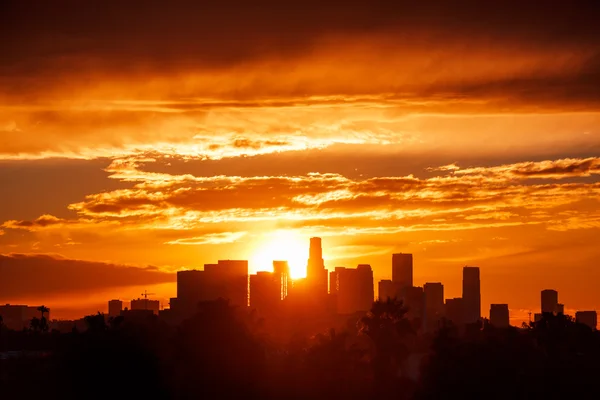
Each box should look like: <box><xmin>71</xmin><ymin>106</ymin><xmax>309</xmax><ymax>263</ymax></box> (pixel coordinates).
<box><xmin>358</xmin><ymin>298</ymin><xmax>413</xmax><ymax>397</ymax></box>
<box><xmin>37</xmin><ymin>305</ymin><xmax>50</xmax><ymax>332</ymax></box>
<box><xmin>30</xmin><ymin>316</ymin><xmax>40</xmax><ymax>332</ymax></box>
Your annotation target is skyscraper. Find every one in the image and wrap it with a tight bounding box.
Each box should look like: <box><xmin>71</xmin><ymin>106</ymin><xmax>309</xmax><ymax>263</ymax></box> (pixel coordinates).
<box><xmin>541</xmin><ymin>289</ymin><xmax>558</xmax><ymax>314</ymax></box>
<box><xmin>108</xmin><ymin>299</ymin><xmax>123</xmax><ymax>317</ymax></box>
<box><xmin>306</xmin><ymin>237</ymin><xmax>328</xmax><ymax>295</ymax></box>
<box><xmin>490</xmin><ymin>304</ymin><xmax>510</xmax><ymax>328</ymax></box>
<box><xmin>575</xmin><ymin>311</ymin><xmax>597</xmax><ymax>330</ymax></box>
<box><xmin>273</xmin><ymin>260</ymin><xmax>291</xmax><ymax>300</ymax></box>
<box><xmin>378</xmin><ymin>279</ymin><xmax>403</xmax><ymax>301</ymax></box>
<box><xmin>403</xmin><ymin>286</ymin><xmax>425</xmax><ymax>323</ymax></box>
<box><xmin>332</xmin><ymin>264</ymin><xmax>374</xmax><ymax>314</ymax></box>
<box><xmin>392</xmin><ymin>253</ymin><xmax>413</xmax><ymax>289</ymax></box>
<box><xmin>249</xmin><ymin>271</ymin><xmax>281</xmax><ymax>314</ymax></box>
<box><xmin>462</xmin><ymin>266</ymin><xmax>481</xmax><ymax>324</ymax></box>
<box><xmin>445</xmin><ymin>297</ymin><xmax>464</xmax><ymax>326</ymax></box>
<box><xmin>424</xmin><ymin>282</ymin><xmax>444</xmax><ymax>331</ymax></box>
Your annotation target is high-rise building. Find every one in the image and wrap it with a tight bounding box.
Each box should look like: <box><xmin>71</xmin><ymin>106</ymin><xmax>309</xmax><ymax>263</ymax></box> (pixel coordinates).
<box><xmin>332</xmin><ymin>265</ymin><xmax>374</xmax><ymax>314</ymax></box>
<box><xmin>173</xmin><ymin>260</ymin><xmax>249</xmax><ymax>319</ymax></box>
<box><xmin>0</xmin><ymin>304</ymin><xmax>48</xmax><ymax>330</ymax></box>
<box><xmin>131</xmin><ymin>298</ymin><xmax>160</xmax><ymax>315</ymax></box>
<box><xmin>556</xmin><ymin>303</ymin><xmax>565</xmax><ymax>314</ymax></box>
<box><xmin>489</xmin><ymin>304</ymin><xmax>510</xmax><ymax>328</ymax></box>
<box><xmin>378</xmin><ymin>280</ymin><xmax>403</xmax><ymax>301</ymax></box>
<box><xmin>273</xmin><ymin>260</ymin><xmax>291</xmax><ymax>300</ymax></box>
<box><xmin>108</xmin><ymin>299</ymin><xmax>123</xmax><ymax>317</ymax></box>
<box><xmin>403</xmin><ymin>286</ymin><xmax>425</xmax><ymax>322</ymax></box>
<box><xmin>541</xmin><ymin>289</ymin><xmax>558</xmax><ymax>314</ymax></box>
<box><xmin>462</xmin><ymin>266</ymin><xmax>481</xmax><ymax>324</ymax></box>
<box><xmin>392</xmin><ymin>253</ymin><xmax>413</xmax><ymax>289</ymax></box>
<box><xmin>424</xmin><ymin>282</ymin><xmax>444</xmax><ymax>331</ymax></box>
<box><xmin>445</xmin><ymin>298</ymin><xmax>464</xmax><ymax>326</ymax></box>
<box><xmin>214</xmin><ymin>260</ymin><xmax>249</xmax><ymax>307</ymax></box>
<box><xmin>306</xmin><ymin>237</ymin><xmax>328</xmax><ymax>295</ymax></box>
<box><xmin>249</xmin><ymin>271</ymin><xmax>281</xmax><ymax>314</ymax></box>
<box><xmin>575</xmin><ymin>311</ymin><xmax>597</xmax><ymax>330</ymax></box>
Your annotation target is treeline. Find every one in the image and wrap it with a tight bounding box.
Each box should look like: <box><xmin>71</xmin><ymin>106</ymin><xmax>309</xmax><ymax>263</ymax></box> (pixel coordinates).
<box><xmin>1</xmin><ymin>300</ymin><xmax>599</xmax><ymax>400</ymax></box>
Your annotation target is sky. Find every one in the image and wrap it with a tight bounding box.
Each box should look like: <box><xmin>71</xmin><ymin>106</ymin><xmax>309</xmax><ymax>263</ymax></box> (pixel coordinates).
<box><xmin>1</xmin><ymin>1</ymin><xmax>600</xmax><ymax>321</ymax></box>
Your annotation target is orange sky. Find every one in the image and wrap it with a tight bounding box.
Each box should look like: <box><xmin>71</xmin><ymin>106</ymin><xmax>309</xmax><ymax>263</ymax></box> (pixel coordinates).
<box><xmin>1</xmin><ymin>1</ymin><xmax>600</xmax><ymax>321</ymax></box>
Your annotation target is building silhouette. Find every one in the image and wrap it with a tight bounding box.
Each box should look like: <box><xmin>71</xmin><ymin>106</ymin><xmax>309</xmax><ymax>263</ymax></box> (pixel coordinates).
<box><xmin>424</xmin><ymin>282</ymin><xmax>444</xmax><ymax>331</ymax></box>
<box><xmin>249</xmin><ymin>271</ymin><xmax>281</xmax><ymax>314</ymax></box>
<box><xmin>557</xmin><ymin>303</ymin><xmax>565</xmax><ymax>314</ymax></box>
<box><xmin>462</xmin><ymin>266</ymin><xmax>481</xmax><ymax>324</ymax></box>
<box><xmin>392</xmin><ymin>253</ymin><xmax>413</xmax><ymax>289</ymax></box>
<box><xmin>541</xmin><ymin>289</ymin><xmax>559</xmax><ymax>314</ymax></box>
<box><xmin>273</xmin><ymin>260</ymin><xmax>291</xmax><ymax>300</ymax></box>
<box><xmin>0</xmin><ymin>304</ymin><xmax>48</xmax><ymax>330</ymax></box>
<box><xmin>445</xmin><ymin>297</ymin><xmax>464</xmax><ymax>326</ymax></box>
<box><xmin>108</xmin><ymin>299</ymin><xmax>123</xmax><ymax>317</ymax></box>
<box><xmin>378</xmin><ymin>279</ymin><xmax>403</xmax><ymax>301</ymax></box>
<box><xmin>171</xmin><ymin>260</ymin><xmax>248</xmax><ymax>320</ymax></box>
<box><xmin>403</xmin><ymin>286</ymin><xmax>425</xmax><ymax>324</ymax></box>
<box><xmin>306</xmin><ymin>237</ymin><xmax>328</xmax><ymax>295</ymax></box>
<box><xmin>489</xmin><ymin>304</ymin><xmax>510</xmax><ymax>328</ymax></box>
<box><xmin>330</xmin><ymin>265</ymin><xmax>374</xmax><ymax>314</ymax></box>
<box><xmin>131</xmin><ymin>298</ymin><xmax>160</xmax><ymax>315</ymax></box>
<box><xmin>575</xmin><ymin>311</ymin><xmax>597</xmax><ymax>330</ymax></box>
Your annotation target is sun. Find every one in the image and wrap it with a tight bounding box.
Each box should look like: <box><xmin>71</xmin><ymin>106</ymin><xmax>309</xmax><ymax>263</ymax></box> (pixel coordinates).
<box><xmin>250</xmin><ymin>230</ymin><xmax>307</xmax><ymax>279</ymax></box>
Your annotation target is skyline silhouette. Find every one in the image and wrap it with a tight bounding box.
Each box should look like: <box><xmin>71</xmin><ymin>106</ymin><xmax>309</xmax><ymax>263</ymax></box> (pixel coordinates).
<box><xmin>1</xmin><ymin>236</ymin><xmax>597</xmax><ymax>331</ymax></box>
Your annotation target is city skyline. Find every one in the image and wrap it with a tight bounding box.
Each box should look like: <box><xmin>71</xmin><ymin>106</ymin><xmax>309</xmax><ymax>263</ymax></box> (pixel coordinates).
<box><xmin>2</xmin><ymin>2</ymin><xmax>600</xmax><ymax>323</ymax></box>
<box><xmin>1</xmin><ymin>236</ymin><xmax>596</xmax><ymax>329</ymax></box>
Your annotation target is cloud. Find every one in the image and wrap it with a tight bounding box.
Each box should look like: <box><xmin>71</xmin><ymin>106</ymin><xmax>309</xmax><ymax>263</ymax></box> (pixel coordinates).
<box><xmin>2</xmin><ymin>156</ymin><xmax>589</xmax><ymax>238</ymax></box>
<box><xmin>2</xmin><ymin>214</ymin><xmax>72</xmax><ymax>230</ymax></box>
<box><xmin>1</xmin><ymin>2</ymin><xmax>600</xmax><ymax>159</ymax></box>
<box><xmin>0</xmin><ymin>253</ymin><xmax>175</xmax><ymax>298</ymax></box>
<box><xmin>165</xmin><ymin>231</ymin><xmax>247</xmax><ymax>245</ymax></box>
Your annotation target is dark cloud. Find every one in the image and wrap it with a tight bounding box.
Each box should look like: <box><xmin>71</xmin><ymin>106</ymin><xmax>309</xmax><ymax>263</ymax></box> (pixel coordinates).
<box><xmin>0</xmin><ymin>253</ymin><xmax>174</xmax><ymax>298</ymax></box>
<box><xmin>2</xmin><ymin>0</ymin><xmax>600</xmax><ymax>104</ymax></box>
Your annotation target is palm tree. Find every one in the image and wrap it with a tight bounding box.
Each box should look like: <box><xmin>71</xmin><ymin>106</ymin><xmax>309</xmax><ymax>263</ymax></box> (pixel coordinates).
<box><xmin>37</xmin><ymin>305</ymin><xmax>50</xmax><ymax>332</ymax></box>
<box><xmin>358</xmin><ymin>298</ymin><xmax>413</xmax><ymax>390</ymax></box>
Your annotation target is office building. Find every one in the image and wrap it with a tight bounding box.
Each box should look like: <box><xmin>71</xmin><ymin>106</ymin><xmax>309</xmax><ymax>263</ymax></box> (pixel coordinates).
<box><xmin>108</xmin><ymin>299</ymin><xmax>123</xmax><ymax>317</ymax></box>
<box><xmin>176</xmin><ymin>269</ymin><xmax>209</xmax><ymax>314</ymax></box>
<box><xmin>403</xmin><ymin>286</ymin><xmax>425</xmax><ymax>322</ymax></box>
<box><xmin>445</xmin><ymin>298</ymin><xmax>464</xmax><ymax>326</ymax></box>
<box><xmin>378</xmin><ymin>280</ymin><xmax>403</xmax><ymax>301</ymax></box>
<box><xmin>306</xmin><ymin>237</ymin><xmax>328</xmax><ymax>295</ymax></box>
<box><xmin>0</xmin><ymin>304</ymin><xmax>46</xmax><ymax>330</ymax></box>
<box><xmin>392</xmin><ymin>253</ymin><xmax>413</xmax><ymax>289</ymax></box>
<box><xmin>490</xmin><ymin>304</ymin><xmax>510</xmax><ymax>328</ymax></box>
<box><xmin>249</xmin><ymin>271</ymin><xmax>281</xmax><ymax>314</ymax></box>
<box><xmin>131</xmin><ymin>298</ymin><xmax>160</xmax><ymax>315</ymax></box>
<box><xmin>209</xmin><ymin>260</ymin><xmax>249</xmax><ymax>308</ymax></box>
<box><xmin>541</xmin><ymin>289</ymin><xmax>558</xmax><ymax>314</ymax></box>
<box><xmin>462</xmin><ymin>266</ymin><xmax>481</xmax><ymax>324</ymax></box>
<box><xmin>273</xmin><ymin>260</ymin><xmax>292</xmax><ymax>300</ymax></box>
<box><xmin>575</xmin><ymin>311</ymin><xmax>597</xmax><ymax>330</ymax></box>
<box><xmin>331</xmin><ymin>265</ymin><xmax>374</xmax><ymax>314</ymax></box>
<box><xmin>424</xmin><ymin>282</ymin><xmax>444</xmax><ymax>331</ymax></box>
<box><xmin>556</xmin><ymin>303</ymin><xmax>565</xmax><ymax>314</ymax></box>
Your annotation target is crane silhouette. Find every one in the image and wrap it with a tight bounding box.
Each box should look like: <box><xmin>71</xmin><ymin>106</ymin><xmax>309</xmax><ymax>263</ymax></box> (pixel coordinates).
<box><xmin>140</xmin><ymin>290</ymin><xmax>156</xmax><ymax>310</ymax></box>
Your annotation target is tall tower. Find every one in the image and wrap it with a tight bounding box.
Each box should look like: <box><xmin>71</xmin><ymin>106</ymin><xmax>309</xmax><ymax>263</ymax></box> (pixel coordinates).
<box><xmin>462</xmin><ymin>266</ymin><xmax>481</xmax><ymax>324</ymax></box>
<box><xmin>273</xmin><ymin>260</ymin><xmax>291</xmax><ymax>299</ymax></box>
<box><xmin>392</xmin><ymin>253</ymin><xmax>413</xmax><ymax>289</ymax></box>
<box><xmin>541</xmin><ymin>289</ymin><xmax>558</xmax><ymax>314</ymax></box>
<box><xmin>306</xmin><ymin>237</ymin><xmax>328</xmax><ymax>295</ymax></box>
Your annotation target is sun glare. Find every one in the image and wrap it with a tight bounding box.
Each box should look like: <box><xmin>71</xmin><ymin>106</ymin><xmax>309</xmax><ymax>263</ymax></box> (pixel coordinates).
<box><xmin>250</xmin><ymin>231</ymin><xmax>307</xmax><ymax>279</ymax></box>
